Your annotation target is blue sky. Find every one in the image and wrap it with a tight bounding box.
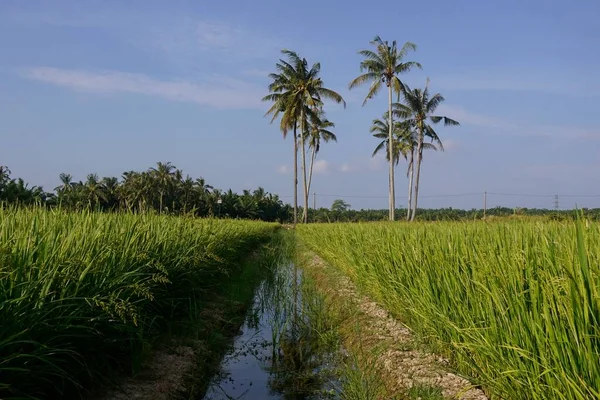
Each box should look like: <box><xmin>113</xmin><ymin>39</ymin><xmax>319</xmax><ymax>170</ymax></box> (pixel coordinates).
<box><xmin>1</xmin><ymin>0</ymin><xmax>599</xmax><ymax>209</ymax></box>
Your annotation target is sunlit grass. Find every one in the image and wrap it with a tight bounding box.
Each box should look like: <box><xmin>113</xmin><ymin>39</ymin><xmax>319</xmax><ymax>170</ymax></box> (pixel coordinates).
<box><xmin>298</xmin><ymin>218</ymin><xmax>600</xmax><ymax>399</ymax></box>
<box><xmin>0</xmin><ymin>207</ymin><xmax>276</xmax><ymax>399</ymax></box>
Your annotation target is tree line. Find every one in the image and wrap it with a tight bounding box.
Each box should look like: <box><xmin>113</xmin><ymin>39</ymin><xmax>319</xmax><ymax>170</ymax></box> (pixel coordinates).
<box><xmin>0</xmin><ymin>162</ymin><xmax>292</xmax><ymax>222</ymax></box>
<box><xmin>311</xmin><ymin>203</ymin><xmax>600</xmax><ymax>222</ymax></box>
<box><xmin>263</xmin><ymin>35</ymin><xmax>459</xmax><ymax>224</ymax></box>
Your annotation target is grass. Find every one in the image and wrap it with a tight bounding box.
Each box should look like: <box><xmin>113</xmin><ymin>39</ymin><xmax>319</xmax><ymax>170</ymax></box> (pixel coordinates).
<box><xmin>298</xmin><ymin>218</ymin><xmax>600</xmax><ymax>399</ymax></box>
<box><xmin>0</xmin><ymin>207</ymin><xmax>277</xmax><ymax>399</ymax></box>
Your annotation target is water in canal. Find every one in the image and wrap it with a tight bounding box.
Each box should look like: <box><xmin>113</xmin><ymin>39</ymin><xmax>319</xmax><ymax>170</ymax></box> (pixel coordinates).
<box><xmin>204</xmin><ymin>249</ymin><xmax>342</xmax><ymax>399</ymax></box>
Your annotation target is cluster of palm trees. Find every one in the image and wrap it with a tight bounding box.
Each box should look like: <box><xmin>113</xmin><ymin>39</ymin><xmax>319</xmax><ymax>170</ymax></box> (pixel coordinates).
<box><xmin>52</xmin><ymin>162</ymin><xmax>289</xmax><ymax>221</ymax></box>
<box><xmin>264</xmin><ymin>36</ymin><xmax>459</xmax><ymax>223</ymax></box>
<box><xmin>0</xmin><ymin>166</ymin><xmax>48</xmax><ymax>204</ymax></box>
<box><xmin>0</xmin><ymin>162</ymin><xmax>290</xmax><ymax>222</ymax></box>
<box><xmin>263</xmin><ymin>50</ymin><xmax>345</xmax><ymax>225</ymax></box>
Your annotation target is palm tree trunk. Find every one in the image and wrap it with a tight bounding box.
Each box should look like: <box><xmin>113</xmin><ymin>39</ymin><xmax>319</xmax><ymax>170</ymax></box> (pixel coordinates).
<box><xmin>307</xmin><ymin>146</ymin><xmax>316</xmax><ymax>202</ymax></box>
<box><xmin>411</xmin><ymin>131</ymin><xmax>424</xmax><ymax>221</ymax></box>
<box><xmin>159</xmin><ymin>192</ymin><xmax>163</xmax><ymax>213</ymax></box>
<box><xmin>407</xmin><ymin>150</ymin><xmax>414</xmax><ymax>221</ymax></box>
<box><xmin>388</xmin><ymin>84</ymin><xmax>395</xmax><ymax>221</ymax></box>
<box><xmin>301</xmin><ymin>110</ymin><xmax>309</xmax><ymax>224</ymax></box>
<box><xmin>293</xmin><ymin>123</ymin><xmax>298</xmax><ymax>226</ymax></box>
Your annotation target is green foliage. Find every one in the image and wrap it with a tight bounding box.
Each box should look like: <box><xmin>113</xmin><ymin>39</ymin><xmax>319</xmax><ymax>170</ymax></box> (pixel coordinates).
<box><xmin>331</xmin><ymin>199</ymin><xmax>351</xmax><ymax>212</ymax></box>
<box><xmin>0</xmin><ymin>163</ymin><xmax>291</xmax><ymax>223</ymax></box>
<box><xmin>0</xmin><ymin>208</ymin><xmax>277</xmax><ymax>399</ymax></box>
<box><xmin>298</xmin><ymin>220</ymin><xmax>600</xmax><ymax>399</ymax></box>
<box><xmin>306</xmin><ymin>206</ymin><xmax>600</xmax><ymax>222</ymax></box>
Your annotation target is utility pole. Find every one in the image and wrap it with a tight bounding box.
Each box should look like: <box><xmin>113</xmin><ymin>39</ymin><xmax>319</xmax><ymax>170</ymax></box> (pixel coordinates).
<box><xmin>483</xmin><ymin>191</ymin><xmax>487</xmax><ymax>219</ymax></box>
<box><xmin>313</xmin><ymin>192</ymin><xmax>316</xmax><ymax>210</ymax></box>
<box><xmin>554</xmin><ymin>194</ymin><xmax>559</xmax><ymax>211</ymax></box>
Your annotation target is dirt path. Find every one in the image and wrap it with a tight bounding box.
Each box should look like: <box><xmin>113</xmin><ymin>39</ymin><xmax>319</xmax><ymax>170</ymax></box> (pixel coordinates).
<box><xmin>304</xmin><ymin>253</ymin><xmax>489</xmax><ymax>400</ymax></box>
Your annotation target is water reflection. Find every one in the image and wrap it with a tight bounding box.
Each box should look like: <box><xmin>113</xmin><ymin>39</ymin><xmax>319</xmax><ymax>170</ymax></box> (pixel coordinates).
<box><xmin>204</xmin><ymin>253</ymin><xmax>339</xmax><ymax>399</ymax></box>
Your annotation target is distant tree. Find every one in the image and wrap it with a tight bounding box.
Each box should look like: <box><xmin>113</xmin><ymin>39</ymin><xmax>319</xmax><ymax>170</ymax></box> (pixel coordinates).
<box><xmin>150</xmin><ymin>161</ymin><xmax>176</xmax><ymax>213</ymax></box>
<box><xmin>349</xmin><ymin>35</ymin><xmax>420</xmax><ymax>221</ymax></box>
<box><xmin>331</xmin><ymin>199</ymin><xmax>351</xmax><ymax>212</ymax></box>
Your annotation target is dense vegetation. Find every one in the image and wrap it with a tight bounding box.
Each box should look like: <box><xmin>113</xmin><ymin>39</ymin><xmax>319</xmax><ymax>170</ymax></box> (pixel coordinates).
<box><xmin>0</xmin><ymin>162</ymin><xmax>291</xmax><ymax>222</ymax></box>
<box><xmin>299</xmin><ymin>219</ymin><xmax>600</xmax><ymax>399</ymax></box>
<box><xmin>0</xmin><ymin>208</ymin><xmax>277</xmax><ymax>399</ymax></box>
<box><xmin>308</xmin><ymin>205</ymin><xmax>600</xmax><ymax>222</ymax></box>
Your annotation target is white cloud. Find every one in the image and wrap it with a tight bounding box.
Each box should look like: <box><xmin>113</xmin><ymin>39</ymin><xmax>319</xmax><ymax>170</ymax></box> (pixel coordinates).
<box><xmin>339</xmin><ymin>163</ymin><xmax>357</xmax><ymax>173</ymax></box>
<box><xmin>19</xmin><ymin>67</ymin><xmax>263</xmax><ymax>109</ymax></box>
<box><xmin>434</xmin><ymin>72</ymin><xmax>600</xmax><ymax>97</ymax></box>
<box><xmin>313</xmin><ymin>160</ymin><xmax>329</xmax><ymax>174</ymax></box>
<box><xmin>276</xmin><ymin>165</ymin><xmax>289</xmax><ymax>174</ymax></box>
<box><xmin>136</xmin><ymin>18</ymin><xmax>283</xmax><ymax>66</ymax></box>
<box><xmin>368</xmin><ymin>155</ymin><xmax>386</xmax><ymax>171</ymax></box>
<box><xmin>436</xmin><ymin>105</ymin><xmax>516</xmax><ymax>130</ymax></box>
<box><xmin>442</xmin><ymin>139</ymin><xmax>457</xmax><ymax>151</ymax></box>
<box><xmin>523</xmin><ymin>163</ymin><xmax>600</xmax><ymax>182</ymax></box>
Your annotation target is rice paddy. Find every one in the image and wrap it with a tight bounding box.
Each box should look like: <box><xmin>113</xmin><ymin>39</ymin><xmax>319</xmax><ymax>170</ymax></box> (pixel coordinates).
<box><xmin>298</xmin><ymin>218</ymin><xmax>600</xmax><ymax>399</ymax></box>
<box><xmin>0</xmin><ymin>208</ymin><xmax>277</xmax><ymax>399</ymax></box>
<box><xmin>3</xmin><ymin>207</ymin><xmax>599</xmax><ymax>399</ymax></box>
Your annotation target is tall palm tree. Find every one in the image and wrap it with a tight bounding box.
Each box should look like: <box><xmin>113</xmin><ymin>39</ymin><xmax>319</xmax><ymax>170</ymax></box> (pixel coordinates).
<box><xmin>371</xmin><ymin>116</ymin><xmax>436</xmax><ymax>219</ymax></box>
<box><xmin>263</xmin><ymin>49</ymin><xmax>345</xmax><ymax>224</ymax></box>
<box><xmin>306</xmin><ymin>108</ymin><xmax>336</xmax><ymax>200</ymax></box>
<box><xmin>396</xmin><ymin>80</ymin><xmax>459</xmax><ymax>221</ymax></box>
<box><xmin>150</xmin><ymin>161</ymin><xmax>176</xmax><ymax>213</ymax></box>
<box><xmin>349</xmin><ymin>36</ymin><xmax>420</xmax><ymax>221</ymax></box>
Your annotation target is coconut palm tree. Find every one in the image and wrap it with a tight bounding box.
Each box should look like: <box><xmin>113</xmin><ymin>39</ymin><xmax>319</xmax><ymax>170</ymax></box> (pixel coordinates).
<box><xmin>371</xmin><ymin>116</ymin><xmax>437</xmax><ymax>219</ymax></box>
<box><xmin>370</xmin><ymin>116</ymin><xmax>411</xmax><ymax>165</ymax></box>
<box><xmin>150</xmin><ymin>161</ymin><xmax>176</xmax><ymax>213</ymax></box>
<box><xmin>349</xmin><ymin>36</ymin><xmax>420</xmax><ymax>221</ymax></box>
<box><xmin>263</xmin><ymin>49</ymin><xmax>345</xmax><ymax>224</ymax></box>
<box><xmin>395</xmin><ymin>80</ymin><xmax>459</xmax><ymax>221</ymax></box>
<box><xmin>306</xmin><ymin>108</ymin><xmax>336</xmax><ymax>200</ymax></box>
<box><xmin>83</xmin><ymin>173</ymin><xmax>107</xmax><ymax>209</ymax></box>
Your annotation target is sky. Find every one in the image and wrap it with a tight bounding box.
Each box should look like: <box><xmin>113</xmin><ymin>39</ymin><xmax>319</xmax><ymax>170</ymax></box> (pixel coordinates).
<box><xmin>1</xmin><ymin>0</ymin><xmax>599</xmax><ymax>210</ymax></box>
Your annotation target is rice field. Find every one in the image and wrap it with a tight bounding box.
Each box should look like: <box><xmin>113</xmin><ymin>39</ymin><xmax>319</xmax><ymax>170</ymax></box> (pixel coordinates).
<box><xmin>0</xmin><ymin>208</ymin><xmax>277</xmax><ymax>399</ymax></box>
<box><xmin>298</xmin><ymin>219</ymin><xmax>600</xmax><ymax>399</ymax></box>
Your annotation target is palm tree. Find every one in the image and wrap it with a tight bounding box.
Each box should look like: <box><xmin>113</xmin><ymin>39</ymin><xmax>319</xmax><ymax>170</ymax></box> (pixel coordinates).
<box><xmin>396</xmin><ymin>80</ymin><xmax>459</xmax><ymax>220</ymax></box>
<box><xmin>83</xmin><ymin>173</ymin><xmax>107</xmax><ymax>209</ymax></box>
<box><xmin>370</xmin><ymin>116</ymin><xmax>412</xmax><ymax>165</ymax></box>
<box><xmin>150</xmin><ymin>161</ymin><xmax>176</xmax><ymax>213</ymax></box>
<box><xmin>400</xmin><ymin>125</ymin><xmax>438</xmax><ymax>221</ymax></box>
<box><xmin>371</xmin><ymin>117</ymin><xmax>435</xmax><ymax>220</ymax></box>
<box><xmin>306</xmin><ymin>108</ymin><xmax>336</xmax><ymax>200</ymax></box>
<box><xmin>0</xmin><ymin>166</ymin><xmax>11</xmax><ymax>185</ymax></box>
<box><xmin>349</xmin><ymin>36</ymin><xmax>420</xmax><ymax>221</ymax></box>
<box><xmin>263</xmin><ymin>49</ymin><xmax>345</xmax><ymax>224</ymax></box>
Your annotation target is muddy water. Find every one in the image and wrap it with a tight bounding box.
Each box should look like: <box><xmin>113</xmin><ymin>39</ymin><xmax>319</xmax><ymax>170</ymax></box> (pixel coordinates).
<box><xmin>203</xmin><ymin>260</ymin><xmax>340</xmax><ymax>400</ymax></box>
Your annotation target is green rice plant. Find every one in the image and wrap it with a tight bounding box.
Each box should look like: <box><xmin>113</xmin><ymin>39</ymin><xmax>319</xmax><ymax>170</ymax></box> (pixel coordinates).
<box><xmin>0</xmin><ymin>207</ymin><xmax>277</xmax><ymax>399</ymax></box>
<box><xmin>298</xmin><ymin>218</ymin><xmax>600</xmax><ymax>399</ymax></box>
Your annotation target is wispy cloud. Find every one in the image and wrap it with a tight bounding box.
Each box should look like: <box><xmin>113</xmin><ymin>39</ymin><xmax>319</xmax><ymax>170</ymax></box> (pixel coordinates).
<box><xmin>436</xmin><ymin>104</ymin><xmax>599</xmax><ymax>141</ymax></box>
<box><xmin>3</xmin><ymin>7</ymin><xmax>283</xmax><ymax>70</ymax></box>
<box><xmin>436</xmin><ymin>105</ymin><xmax>516</xmax><ymax>130</ymax></box>
<box><xmin>339</xmin><ymin>163</ymin><xmax>354</xmax><ymax>173</ymax></box>
<box><xmin>443</xmin><ymin>139</ymin><xmax>458</xmax><ymax>151</ymax></box>
<box><xmin>433</xmin><ymin>72</ymin><xmax>600</xmax><ymax>97</ymax></box>
<box><xmin>276</xmin><ymin>165</ymin><xmax>289</xmax><ymax>174</ymax></box>
<box><xmin>313</xmin><ymin>160</ymin><xmax>329</xmax><ymax>174</ymax></box>
<box><xmin>523</xmin><ymin>163</ymin><xmax>600</xmax><ymax>182</ymax></box>
<box><xmin>19</xmin><ymin>67</ymin><xmax>264</xmax><ymax>109</ymax></box>
<box><xmin>368</xmin><ymin>155</ymin><xmax>385</xmax><ymax>171</ymax></box>
<box><xmin>132</xmin><ymin>18</ymin><xmax>283</xmax><ymax>66</ymax></box>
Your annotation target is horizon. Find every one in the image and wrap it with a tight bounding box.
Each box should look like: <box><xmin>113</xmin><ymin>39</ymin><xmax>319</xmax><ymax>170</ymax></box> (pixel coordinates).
<box><xmin>1</xmin><ymin>0</ymin><xmax>599</xmax><ymax>210</ymax></box>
